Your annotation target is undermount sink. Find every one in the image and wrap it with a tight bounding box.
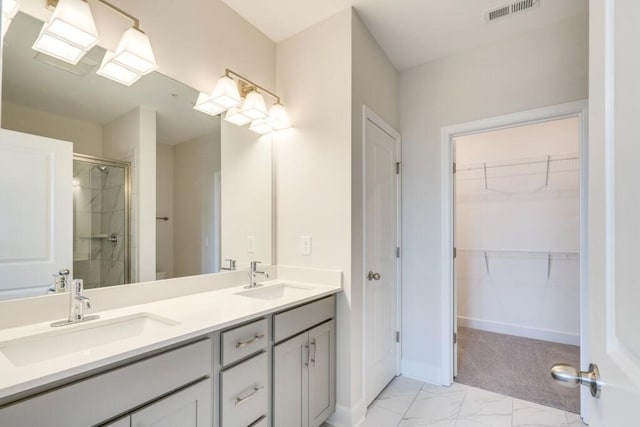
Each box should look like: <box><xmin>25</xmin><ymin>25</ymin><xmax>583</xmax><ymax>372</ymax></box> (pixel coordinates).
<box><xmin>0</xmin><ymin>313</ymin><xmax>179</xmax><ymax>367</ymax></box>
<box><xmin>234</xmin><ymin>283</ymin><xmax>314</xmax><ymax>301</ymax></box>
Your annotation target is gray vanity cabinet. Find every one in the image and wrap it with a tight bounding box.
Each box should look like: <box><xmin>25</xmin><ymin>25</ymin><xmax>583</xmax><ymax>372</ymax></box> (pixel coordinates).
<box><xmin>273</xmin><ymin>319</ymin><xmax>335</xmax><ymax>427</ymax></box>
<box><xmin>0</xmin><ymin>339</ymin><xmax>213</xmax><ymax>427</ymax></box>
<box><xmin>102</xmin><ymin>379</ymin><xmax>211</xmax><ymax>427</ymax></box>
<box><xmin>130</xmin><ymin>379</ymin><xmax>212</xmax><ymax>427</ymax></box>
<box><xmin>272</xmin><ymin>295</ymin><xmax>336</xmax><ymax>427</ymax></box>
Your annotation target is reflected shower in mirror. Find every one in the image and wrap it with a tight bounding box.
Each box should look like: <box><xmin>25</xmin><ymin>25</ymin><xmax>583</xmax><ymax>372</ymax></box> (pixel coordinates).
<box><xmin>0</xmin><ymin>10</ymin><xmax>272</xmax><ymax>300</ymax></box>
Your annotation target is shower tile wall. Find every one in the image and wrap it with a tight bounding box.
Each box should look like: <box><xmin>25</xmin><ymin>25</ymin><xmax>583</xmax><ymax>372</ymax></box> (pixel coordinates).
<box><xmin>73</xmin><ymin>161</ymin><xmax>126</xmax><ymax>289</ymax></box>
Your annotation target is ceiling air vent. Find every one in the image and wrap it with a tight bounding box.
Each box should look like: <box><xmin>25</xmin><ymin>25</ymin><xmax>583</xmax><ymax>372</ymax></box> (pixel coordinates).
<box><xmin>486</xmin><ymin>0</ymin><xmax>540</xmax><ymax>22</ymax></box>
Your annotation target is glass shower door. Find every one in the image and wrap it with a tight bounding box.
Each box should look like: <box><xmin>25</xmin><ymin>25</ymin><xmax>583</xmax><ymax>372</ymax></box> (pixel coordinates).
<box><xmin>72</xmin><ymin>155</ymin><xmax>130</xmax><ymax>289</ymax></box>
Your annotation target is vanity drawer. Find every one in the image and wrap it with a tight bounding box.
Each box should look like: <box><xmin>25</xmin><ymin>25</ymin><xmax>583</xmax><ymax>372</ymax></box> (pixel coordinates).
<box><xmin>221</xmin><ymin>318</ymin><xmax>268</xmax><ymax>366</ymax></box>
<box><xmin>0</xmin><ymin>339</ymin><xmax>212</xmax><ymax>427</ymax></box>
<box><xmin>220</xmin><ymin>352</ymin><xmax>268</xmax><ymax>427</ymax></box>
<box><xmin>273</xmin><ymin>295</ymin><xmax>335</xmax><ymax>342</ymax></box>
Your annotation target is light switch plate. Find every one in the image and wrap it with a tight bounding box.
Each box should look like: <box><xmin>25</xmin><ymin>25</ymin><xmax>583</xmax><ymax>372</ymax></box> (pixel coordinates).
<box><xmin>248</xmin><ymin>235</ymin><xmax>256</xmax><ymax>253</ymax></box>
<box><xmin>300</xmin><ymin>235</ymin><xmax>312</xmax><ymax>256</ymax></box>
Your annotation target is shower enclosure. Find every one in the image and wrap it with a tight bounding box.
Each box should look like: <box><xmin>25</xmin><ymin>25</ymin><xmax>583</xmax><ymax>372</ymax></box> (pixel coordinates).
<box><xmin>72</xmin><ymin>154</ymin><xmax>130</xmax><ymax>289</ymax></box>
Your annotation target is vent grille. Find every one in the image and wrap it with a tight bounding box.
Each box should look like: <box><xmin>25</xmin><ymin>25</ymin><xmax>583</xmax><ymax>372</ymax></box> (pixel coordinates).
<box><xmin>486</xmin><ymin>0</ymin><xmax>540</xmax><ymax>22</ymax></box>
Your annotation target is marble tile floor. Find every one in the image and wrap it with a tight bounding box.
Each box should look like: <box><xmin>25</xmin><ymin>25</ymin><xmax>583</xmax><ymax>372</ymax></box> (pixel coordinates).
<box><xmin>325</xmin><ymin>376</ymin><xmax>585</xmax><ymax>427</ymax></box>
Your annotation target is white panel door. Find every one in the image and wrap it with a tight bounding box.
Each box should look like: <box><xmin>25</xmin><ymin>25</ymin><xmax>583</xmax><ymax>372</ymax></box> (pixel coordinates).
<box><xmin>0</xmin><ymin>129</ymin><xmax>72</xmax><ymax>299</ymax></box>
<box><xmin>582</xmin><ymin>1</ymin><xmax>640</xmax><ymax>425</ymax></box>
<box><xmin>363</xmin><ymin>116</ymin><xmax>399</xmax><ymax>406</ymax></box>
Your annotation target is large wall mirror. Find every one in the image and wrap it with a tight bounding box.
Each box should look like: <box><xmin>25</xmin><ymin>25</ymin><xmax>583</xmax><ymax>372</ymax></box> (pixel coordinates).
<box><xmin>0</xmin><ymin>9</ymin><xmax>273</xmax><ymax>301</ymax></box>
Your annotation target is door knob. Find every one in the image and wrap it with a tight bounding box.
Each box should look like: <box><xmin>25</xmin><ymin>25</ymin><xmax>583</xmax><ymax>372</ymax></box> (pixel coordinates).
<box><xmin>367</xmin><ymin>271</ymin><xmax>381</xmax><ymax>281</ymax></box>
<box><xmin>550</xmin><ymin>363</ymin><xmax>602</xmax><ymax>398</ymax></box>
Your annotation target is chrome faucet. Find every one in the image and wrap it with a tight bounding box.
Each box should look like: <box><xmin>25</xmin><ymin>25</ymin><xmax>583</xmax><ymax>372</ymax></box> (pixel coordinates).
<box><xmin>246</xmin><ymin>261</ymin><xmax>269</xmax><ymax>289</ymax></box>
<box><xmin>51</xmin><ymin>279</ymin><xmax>100</xmax><ymax>327</ymax></box>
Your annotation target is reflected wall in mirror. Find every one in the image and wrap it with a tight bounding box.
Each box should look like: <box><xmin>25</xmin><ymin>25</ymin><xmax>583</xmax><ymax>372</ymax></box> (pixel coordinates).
<box><xmin>0</xmin><ymin>10</ymin><xmax>272</xmax><ymax>301</ymax></box>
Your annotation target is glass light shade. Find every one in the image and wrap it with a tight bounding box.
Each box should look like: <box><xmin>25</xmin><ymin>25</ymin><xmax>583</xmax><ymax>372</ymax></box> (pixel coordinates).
<box><xmin>249</xmin><ymin>119</ymin><xmax>272</xmax><ymax>135</ymax></box>
<box><xmin>211</xmin><ymin>76</ymin><xmax>242</xmax><ymax>109</ymax></box>
<box><xmin>33</xmin><ymin>27</ymin><xmax>85</xmax><ymax>64</ymax></box>
<box><xmin>194</xmin><ymin>92</ymin><xmax>226</xmax><ymax>116</ymax></box>
<box><xmin>266</xmin><ymin>103</ymin><xmax>291</xmax><ymax>130</ymax></box>
<box><xmin>240</xmin><ymin>91</ymin><xmax>268</xmax><ymax>120</ymax></box>
<box><xmin>109</xmin><ymin>27</ymin><xmax>158</xmax><ymax>75</ymax></box>
<box><xmin>223</xmin><ymin>106</ymin><xmax>251</xmax><ymax>126</ymax></box>
<box><xmin>32</xmin><ymin>0</ymin><xmax>98</xmax><ymax>64</ymax></box>
<box><xmin>96</xmin><ymin>51</ymin><xmax>142</xmax><ymax>86</ymax></box>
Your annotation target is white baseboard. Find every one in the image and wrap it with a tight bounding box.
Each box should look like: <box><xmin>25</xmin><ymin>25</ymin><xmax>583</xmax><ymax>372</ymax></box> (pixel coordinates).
<box><xmin>458</xmin><ymin>316</ymin><xmax>580</xmax><ymax>346</ymax></box>
<box><xmin>327</xmin><ymin>399</ymin><xmax>366</xmax><ymax>427</ymax></box>
<box><xmin>401</xmin><ymin>360</ymin><xmax>450</xmax><ymax>386</ymax></box>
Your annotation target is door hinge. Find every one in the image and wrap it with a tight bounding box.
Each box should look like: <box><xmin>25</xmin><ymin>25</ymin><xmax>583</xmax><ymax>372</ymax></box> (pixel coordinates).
<box><xmin>453</xmin><ymin>247</ymin><xmax>457</xmax><ymax>259</ymax></box>
<box><xmin>396</xmin><ymin>162</ymin><xmax>401</xmax><ymax>175</ymax></box>
<box><xmin>453</xmin><ymin>162</ymin><xmax>457</xmax><ymax>174</ymax></box>
<box><xmin>396</xmin><ymin>331</ymin><xmax>400</xmax><ymax>343</ymax></box>
<box><xmin>396</xmin><ymin>247</ymin><xmax>400</xmax><ymax>258</ymax></box>
<box><xmin>453</xmin><ymin>332</ymin><xmax>457</xmax><ymax>344</ymax></box>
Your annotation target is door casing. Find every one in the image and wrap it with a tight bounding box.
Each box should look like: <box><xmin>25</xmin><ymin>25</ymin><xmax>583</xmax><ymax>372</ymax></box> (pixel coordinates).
<box><xmin>440</xmin><ymin>100</ymin><xmax>589</xmax><ymax>420</ymax></box>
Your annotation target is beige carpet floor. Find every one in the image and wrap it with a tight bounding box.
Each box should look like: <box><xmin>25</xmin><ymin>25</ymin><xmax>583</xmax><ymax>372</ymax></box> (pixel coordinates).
<box><xmin>455</xmin><ymin>326</ymin><xmax>580</xmax><ymax>413</ymax></box>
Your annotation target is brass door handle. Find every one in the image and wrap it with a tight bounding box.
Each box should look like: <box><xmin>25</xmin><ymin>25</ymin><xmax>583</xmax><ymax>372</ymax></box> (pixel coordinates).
<box><xmin>367</xmin><ymin>271</ymin><xmax>381</xmax><ymax>281</ymax></box>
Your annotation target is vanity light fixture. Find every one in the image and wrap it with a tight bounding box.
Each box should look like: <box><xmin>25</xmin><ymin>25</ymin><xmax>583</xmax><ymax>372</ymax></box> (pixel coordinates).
<box><xmin>266</xmin><ymin>103</ymin><xmax>291</xmax><ymax>131</ymax></box>
<box><xmin>223</xmin><ymin>106</ymin><xmax>252</xmax><ymax>126</ymax></box>
<box><xmin>32</xmin><ymin>0</ymin><xmax>98</xmax><ymax>64</ymax></box>
<box><xmin>248</xmin><ymin>119</ymin><xmax>273</xmax><ymax>135</ymax></box>
<box><xmin>96</xmin><ymin>3</ymin><xmax>158</xmax><ymax>86</ymax></box>
<box><xmin>194</xmin><ymin>68</ymin><xmax>291</xmax><ymax>133</ymax></box>
<box><xmin>2</xmin><ymin>0</ymin><xmax>20</xmax><ymax>39</ymax></box>
<box><xmin>240</xmin><ymin>90</ymin><xmax>268</xmax><ymax>121</ymax></box>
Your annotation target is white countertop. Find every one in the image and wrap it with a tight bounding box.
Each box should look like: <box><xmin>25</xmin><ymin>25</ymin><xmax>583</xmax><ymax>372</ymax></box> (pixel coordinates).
<box><xmin>0</xmin><ymin>278</ymin><xmax>341</xmax><ymax>401</ymax></box>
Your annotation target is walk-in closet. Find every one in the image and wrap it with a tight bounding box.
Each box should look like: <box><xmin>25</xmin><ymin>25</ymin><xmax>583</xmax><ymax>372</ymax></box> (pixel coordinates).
<box><xmin>453</xmin><ymin>117</ymin><xmax>582</xmax><ymax>414</ymax></box>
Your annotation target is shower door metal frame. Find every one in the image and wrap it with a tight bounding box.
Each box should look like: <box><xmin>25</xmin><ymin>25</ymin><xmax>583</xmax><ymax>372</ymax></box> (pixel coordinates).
<box><xmin>73</xmin><ymin>153</ymin><xmax>131</xmax><ymax>285</ymax></box>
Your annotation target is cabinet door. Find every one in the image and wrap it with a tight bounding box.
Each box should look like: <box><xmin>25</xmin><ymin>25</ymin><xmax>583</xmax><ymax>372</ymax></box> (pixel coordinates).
<box><xmin>131</xmin><ymin>379</ymin><xmax>212</xmax><ymax>427</ymax></box>
<box><xmin>273</xmin><ymin>332</ymin><xmax>309</xmax><ymax>427</ymax></box>
<box><xmin>308</xmin><ymin>320</ymin><xmax>335</xmax><ymax>427</ymax></box>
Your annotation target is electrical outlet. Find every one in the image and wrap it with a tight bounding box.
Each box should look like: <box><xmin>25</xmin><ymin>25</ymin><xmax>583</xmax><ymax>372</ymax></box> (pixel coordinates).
<box><xmin>300</xmin><ymin>236</ymin><xmax>312</xmax><ymax>256</ymax></box>
<box><xmin>247</xmin><ymin>235</ymin><xmax>255</xmax><ymax>253</ymax></box>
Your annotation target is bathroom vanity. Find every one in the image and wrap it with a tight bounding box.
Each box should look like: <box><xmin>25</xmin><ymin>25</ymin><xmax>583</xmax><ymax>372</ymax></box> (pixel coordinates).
<box><xmin>0</xmin><ymin>277</ymin><xmax>339</xmax><ymax>427</ymax></box>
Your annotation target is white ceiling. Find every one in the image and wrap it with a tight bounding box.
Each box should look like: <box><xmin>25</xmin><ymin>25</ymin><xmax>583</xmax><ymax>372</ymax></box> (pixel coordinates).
<box><xmin>3</xmin><ymin>12</ymin><xmax>219</xmax><ymax>146</ymax></box>
<box><xmin>222</xmin><ymin>0</ymin><xmax>588</xmax><ymax>71</ymax></box>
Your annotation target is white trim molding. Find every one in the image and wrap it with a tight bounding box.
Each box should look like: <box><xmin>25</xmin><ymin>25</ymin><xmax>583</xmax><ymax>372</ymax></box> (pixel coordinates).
<box><xmin>457</xmin><ymin>316</ymin><xmax>580</xmax><ymax>346</ymax></box>
<box><xmin>440</xmin><ymin>100</ymin><xmax>589</xmax><ymax>386</ymax></box>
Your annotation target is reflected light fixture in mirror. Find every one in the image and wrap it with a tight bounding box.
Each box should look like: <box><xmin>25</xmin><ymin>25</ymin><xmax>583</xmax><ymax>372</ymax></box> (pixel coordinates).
<box><xmin>32</xmin><ymin>0</ymin><xmax>98</xmax><ymax>65</ymax></box>
<box><xmin>224</xmin><ymin>106</ymin><xmax>251</xmax><ymax>126</ymax></box>
<box><xmin>194</xmin><ymin>68</ymin><xmax>291</xmax><ymax>134</ymax></box>
<box><xmin>2</xmin><ymin>0</ymin><xmax>20</xmax><ymax>39</ymax></box>
<box><xmin>249</xmin><ymin>119</ymin><xmax>272</xmax><ymax>135</ymax></box>
<box><xmin>97</xmin><ymin>27</ymin><xmax>158</xmax><ymax>86</ymax></box>
<box><xmin>194</xmin><ymin>92</ymin><xmax>226</xmax><ymax>116</ymax></box>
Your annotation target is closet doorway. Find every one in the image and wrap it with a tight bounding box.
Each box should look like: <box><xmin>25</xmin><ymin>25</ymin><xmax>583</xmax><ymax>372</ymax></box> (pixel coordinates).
<box><xmin>442</xmin><ymin>102</ymin><xmax>588</xmax><ymax>418</ymax></box>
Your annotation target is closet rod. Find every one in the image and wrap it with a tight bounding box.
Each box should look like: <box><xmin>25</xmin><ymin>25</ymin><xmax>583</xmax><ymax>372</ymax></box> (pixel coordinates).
<box><xmin>457</xmin><ymin>248</ymin><xmax>579</xmax><ymax>257</ymax></box>
<box><xmin>457</xmin><ymin>154</ymin><xmax>579</xmax><ymax>173</ymax></box>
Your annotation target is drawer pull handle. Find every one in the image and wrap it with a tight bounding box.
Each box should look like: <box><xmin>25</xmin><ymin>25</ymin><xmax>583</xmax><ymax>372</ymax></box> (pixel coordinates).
<box><xmin>247</xmin><ymin>415</ymin><xmax>267</xmax><ymax>427</ymax></box>
<box><xmin>236</xmin><ymin>334</ymin><xmax>265</xmax><ymax>349</ymax></box>
<box><xmin>310</xmin><ymin>338</ymin><xmax>317</xmax><ymax>366</ymax></box>
<box><xmin>235</xmin><ymin>385</ymin><xmax>265</xmax><ymax>406</ymax></box>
